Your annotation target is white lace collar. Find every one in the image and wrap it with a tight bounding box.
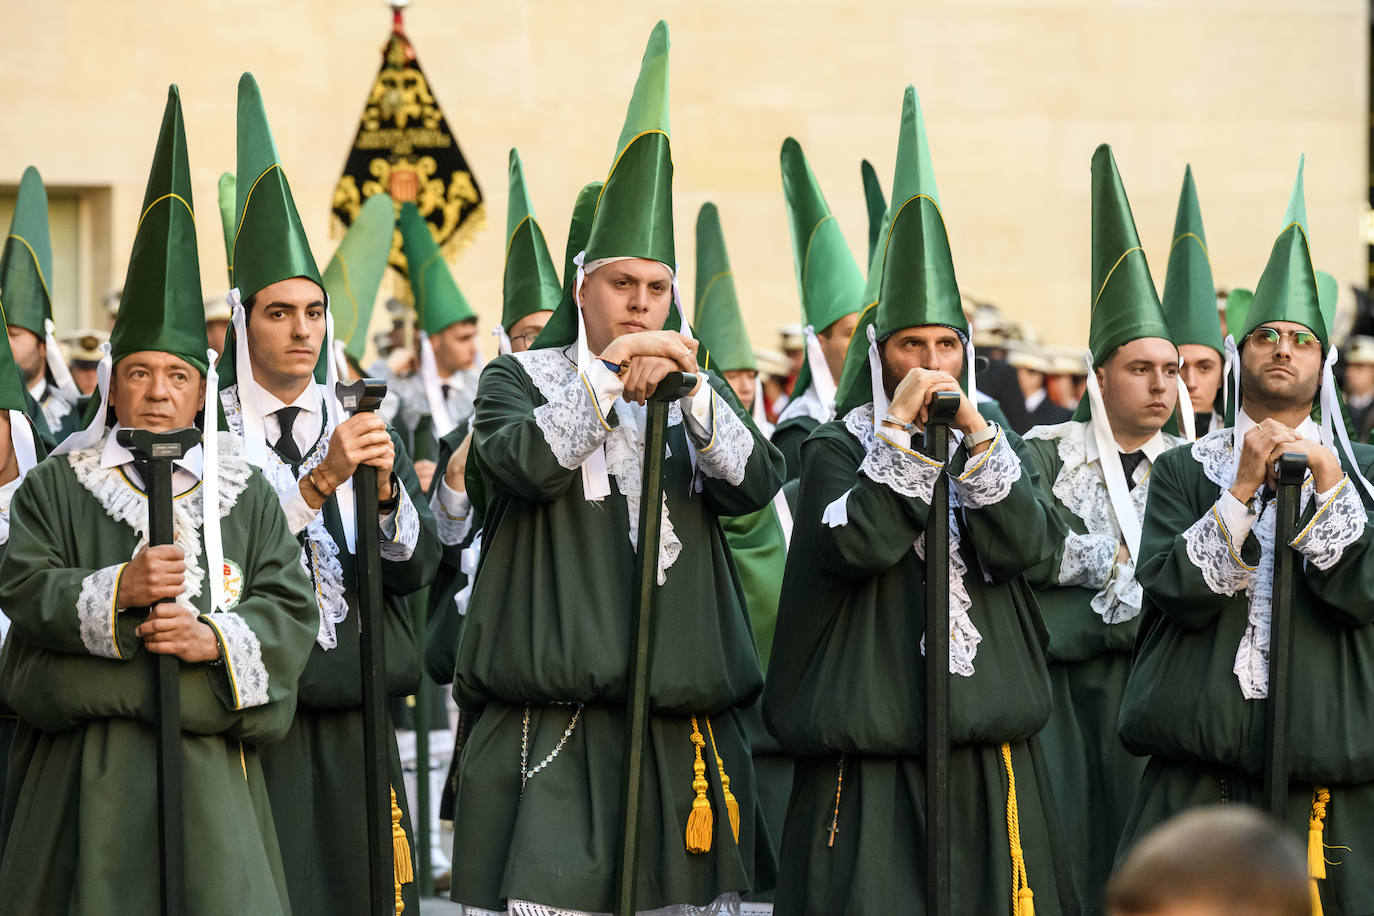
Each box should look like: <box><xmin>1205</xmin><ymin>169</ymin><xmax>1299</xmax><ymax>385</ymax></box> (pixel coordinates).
<box><xmin>222</xmin><ymin>385</ymin><xmax>349</xmax><ymax>649</ymax></box>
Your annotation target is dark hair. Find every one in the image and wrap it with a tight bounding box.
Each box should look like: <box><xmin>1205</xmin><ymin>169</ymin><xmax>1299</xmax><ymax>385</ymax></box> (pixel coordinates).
<box><xmin>1108</xmin><ymin>806</ymin><xmax>1308</xmax><ymax>916</ymax></box>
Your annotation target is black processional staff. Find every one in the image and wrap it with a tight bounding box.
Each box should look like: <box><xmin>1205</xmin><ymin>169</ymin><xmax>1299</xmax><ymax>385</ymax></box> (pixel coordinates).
<box><xmin>336</xmin><ymin>378</ymin><xmax>410</xmax><ymax>915</ymax></box>
<box><xmin>922</xmin><ymin>391</ymin><xmax>961</xmax><ymax>916</ymax></box>
<box><xmin>615</xmin><ymin>370</ymin><xmax>699</xmax><ymax>916</ymax></box>
<box><xmin>117</xmin><ymin>426</ymin><xmax>201</xmax><ymax>916</ymax></box>
<box><xmin>1265</xmin><ymin>452</ymin><xmax>1307</xmax><ymax>820</ymax></box>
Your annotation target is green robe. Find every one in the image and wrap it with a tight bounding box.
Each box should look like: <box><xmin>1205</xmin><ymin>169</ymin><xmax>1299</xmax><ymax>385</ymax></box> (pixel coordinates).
<box><xmin>221</xmin><ymin>384</ymin><xmax>442</xmax><ymax>916</ymax></box>
<box><xmin>763</xmin><ymin>404</ymin><xmax>1078</xmax><ymax>916</ymax></box>
<box><xmin>723</xmin><ymin>499</ymin><xmax>792</xmax><ymax>906</ymax></box>
<box><xmin>1020</xmin><ymin>420</ymin><xmax>1185</xmax><ymax>911</ymax></box>
<box><xmin>1121</xmin><ymin>426</ymin><xmax>1374</xmax><ymax>910</ymax></box>
<box><xmin>451</xmin><ymin>348</ymin><xmax>786</xmax><ymax>912</ymax></box>
<box><xmin>0</xmin><ymin>432</ymin><xmax>318</xmax><ymax>915</ymax></box>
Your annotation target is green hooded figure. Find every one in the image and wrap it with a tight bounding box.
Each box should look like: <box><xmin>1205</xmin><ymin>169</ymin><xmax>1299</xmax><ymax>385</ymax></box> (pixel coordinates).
<box><xmin>217</xmin><ymin>71</ymin><xmax>442</xmax><ymax>916</ymax></box>
<box><xmin>0</xmin><ymin>166</ymin><xmax>81</xmax><ymax>435</ymax></box>
<box><xmin>1017</xmin><ymin>145</ymin><xmax>1190</xmax><ymax>908</ymax></box>
<box><xmin>763</xmin><ymin>86</ymin><xmax>1076</xmax><ymax>916</ymax></box>
<box><xmin>1119</xmin><ymin>157</ymin><xmax>1374</xmax><ymax>912</ymax></box>
<box><xmin>449</xmin><ymin>21</ymin><xmax>785</xmax><ymax>913</ymax></box>
<box><xmin>323</xmin><ymin>192</ymin><xmax>395</xmax><ymax>369</ymax></box>
<box><xmin>497</xmin><ymin>149</ymin><xmax>561</xmax><ymax>355</ymax></box>
<box><xmin>0</xmin><ymin>84</ymin><xmax>320</xmax><ymax>916</ymax></box>
<box><xmin>772</xmin><ymin>138</ymin><xmax>866</xmax><ymax>479</ymax></box>
<box><xmin>1162</xmin><ymin>166</ymin><xmax>1227</xmax><ymax>434</ymax></box>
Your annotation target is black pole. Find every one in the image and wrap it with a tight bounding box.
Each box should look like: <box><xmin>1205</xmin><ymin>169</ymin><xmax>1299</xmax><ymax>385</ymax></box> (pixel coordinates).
<box><xmin>923</xmin><ymin>391</ymin><xmax>961</xmax><ymax>916</ymax></box>
<box><xmin>337</xmin><ymin>380</ymin><xmax>395</xmax><ymax>915</ymax></box>
<box><xmin>117</xmin><ymin>426</ymin><xmax>200</xmax><ymax>916</ymax></box>
<box><xmin>1265</xmin><ymin>452</ymin><xmax>1307</xmax><ymax>819</ymax></box>
<box><xmin>615</xmin><ymin>371</ymin><xmax>697</xmax><ymax>916</ymax></box>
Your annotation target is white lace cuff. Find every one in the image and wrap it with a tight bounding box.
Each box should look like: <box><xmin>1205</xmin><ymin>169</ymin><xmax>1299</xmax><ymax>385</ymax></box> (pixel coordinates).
<box><xmin>532</xmin><ymin>369</ymin><xmax>619</xmax><ymax>471</ymax></box>
<box><xmin>690</xmin><ymin>387</ymin><xmax>755</xmax><ymax>486</ymax></box>
<box><xmin>953</xmin><ymin>425</ymin><xmax>1022</xmax><ymax>508</ymax></box>
<box><xmin>281</xmin><ymin>487</ymin><xmax>320</xmax><ymax>538</ymax></box>
<box><xmin>1182</xmin><ymin>498</ymin><xmax>1255</xmax><ymax>596</ymax></box>
<box><xmin>380</xmin><ymin>485</ymin><xmax>421</xmax><ymax>562</ymax></box>
<box><xmin>77</xmin><ymin>563</ymin><xmax>126</xmax><ymax>659</ymax></box>
<box><xmin>432</xmin><ymin>480</ymin><xmax>473</xmax><ymax>547</ymax></box>
<box><xmin>1214</xmin><ymin>490</ymin><xmax>1258</xmax><ymax>545</ymax></box>
<box><xmin>1058</xmin><ymin>532</ymin><xmax>1118</xmax><ymax>588</ymax></box>
<box><xmin>1092</xmin><ymin>560</ymin><xmax>1143</xmax><ymax>625</ymax></box>
<box><xmin>1291</xmin><ymin>475</ymin><xmax>1366</xmax><ymax>571</ymax></box>
<box><xmin>860</xmin><ymin>433</ymin><xmax>943</xmax><ymax>502</ymax></box>
<box><xmin>201</xmin><ymin>611</ymin><xmax>269</xmax><ymax>709</ymax></box>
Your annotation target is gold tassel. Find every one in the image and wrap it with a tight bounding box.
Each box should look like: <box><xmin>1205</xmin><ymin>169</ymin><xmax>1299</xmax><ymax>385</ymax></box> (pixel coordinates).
<box><xmin>1001</xmin><ymin>744</ymin><xmax>1035</xmax><ymax>916</ymax></box>
<box><xmin>704</xmin><ymin>717</ymin><xmax>740</xmax><ymax>843</ymax></box>
<box><xmin>392</xmin><ymin>785</ymin><xmax>413</xmax><ymax>915</ymax></box>
<box><xmin>1309</xmin><ymin>786</ymin><xmax>1331</xmax><ymax>916</ymax></box>
<box><xmin>685</xmin><ymin>716</ymin><xmax>713</xmax><ymax>854</ymax></box>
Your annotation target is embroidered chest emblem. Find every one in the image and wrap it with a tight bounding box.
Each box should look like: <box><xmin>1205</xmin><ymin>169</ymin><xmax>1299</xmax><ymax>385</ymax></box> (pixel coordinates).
<box><xmin>221</xmin><ymin>558</ymin><xmax>244</xmax><ymax>609</ymax></box>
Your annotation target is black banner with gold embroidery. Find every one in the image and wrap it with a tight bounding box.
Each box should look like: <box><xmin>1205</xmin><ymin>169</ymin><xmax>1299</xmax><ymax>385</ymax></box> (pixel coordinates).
<box><xmin>332</xmin><ymin>11</ymin><xmax>484</xmax><ymax>276</ymax></box>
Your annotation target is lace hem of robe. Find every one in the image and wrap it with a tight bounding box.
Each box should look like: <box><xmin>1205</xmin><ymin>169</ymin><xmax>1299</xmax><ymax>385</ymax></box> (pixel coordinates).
<box><xmin>461</xmin><ymin>891</ymin><xmax>743</xmax><ymax>916</ymax></box>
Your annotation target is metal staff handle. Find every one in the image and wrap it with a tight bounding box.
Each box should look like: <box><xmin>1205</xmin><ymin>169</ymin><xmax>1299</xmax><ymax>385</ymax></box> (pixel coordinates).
<box><xmin>615</xmin><ymin>370</ymin><xmax>698</xmax><ymax>916</ymax></box>
<box><xmin>117</xmin><ymin>426</ymin><xmax>201</xmax><ymax>916</ymax></box>
<box><xmin>922</xmin><ymin>391</ymin><xmax>961</xmax><ymax>916</ymax></box>
<box><xmin>1265</xmin><ymin>451</ymin><xmax>1307</xmax><ymax>819</ymax></box>
<box><xmin>336</xmin><ymin>378</ymin><xmax>396</xmax><ymax>915</ymax></box>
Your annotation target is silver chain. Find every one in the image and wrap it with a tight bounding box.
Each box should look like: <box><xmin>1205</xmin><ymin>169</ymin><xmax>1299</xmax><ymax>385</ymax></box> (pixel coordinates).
<box><xmin>520</xmin><ymin>703</ymin><xmax>584</xmax><ymax>794</ymax></box>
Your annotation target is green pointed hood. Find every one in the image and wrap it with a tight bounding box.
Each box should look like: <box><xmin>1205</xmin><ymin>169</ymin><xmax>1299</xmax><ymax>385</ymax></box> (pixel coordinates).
<box><xmin>324</xmin><ymin>192</ymin><xmax>395</xmax><ymax>364</ymax></box>
<box><xmin>217</xmin><ymin>172</ymin><xmax>236</xmax><ymax>287</ymax></box>
<box><xmin>693</xmin><ymin>203</ymin><xmax>754</xmax><ymax>372</ymax></box>
<box><xmin>108</xmin><ymin>86</ymin><xmax>209</xmax><ymax>375</ymax></box>
<box><xmin>1070</xmin><ymin>145</ymin><xmax>1175</xmax><ymax>421</ymax></box>
<box><xmin>781</xmin><ymin>138</ymin><xmax>864</xmax><ymax>333</ymax></box>
<box><xmin>531</xmin><ymin>181</ymin><xmax>602</xmax><ymax>350</ymax></box>
<box><xmin>231</xmin><ymin>73</ymin><xmax>322</xmax><ymax>301</ymax></box>
<box><xmin>1086</xmin><ymin>145</ymin><xmax>1173</xmax><ymax>364</ymax></box>
<box><xmin>835</xmin><ymin>87</ymin><xmax>964</xmax><ymax>416</ymax></box>
<box><xmin>1238</xmin><ymin>157</ymin><xmax>1327</xmax><ymax>349</ymax></box>
<box><xmin>0</xmin><ymin>304</ymin><xmax>31</xmax><ymax>413</ymax></box>
<box><xmin>502</xmin><ymin>149</ymin><xmax>561</xmax><ymax>331</ymax></box>
<box><xmin>1226</xmin><ymin>288</ymin><xmax>1253</xmax><ymax>339</ymax></box>
<box><xmin>1161</xmin><ymin>165</ymin><xmax>1224</xmax><ymax>356</ymax></box>
<box><xmin>862</xmin><ymin>159</ymin><xmax>887</xmax><ymax>271</ymax></box>
<box><xmin>0</xmin><ymin>166</ymin><xmax>53</xmax><ymax>337</ymax></box>
<box><xmin>399</xmin><ymin>201</ymin><xmax>476</xmax><ymax>335</ymax></box>
<box><xmin>583</xmin><ymin>21</ymin><xmax>675</xmax><ymax>269</ymax></box>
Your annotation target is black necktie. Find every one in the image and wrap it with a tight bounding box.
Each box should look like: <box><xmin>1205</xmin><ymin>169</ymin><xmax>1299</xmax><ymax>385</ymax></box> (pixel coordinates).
<box><xmin>275</xmin><ymin>406</ymin><xmax>303</xmax><ymax>464</ymax></box>
<box><xmin>1120</xmin><ymin>451</ymin><xmax>1147</xmax><ymax>491</ymax></box>
<box><xmin>441</xmin><ymin>383</ymin><xmax>453</xmax><ymax>403</ymax></box>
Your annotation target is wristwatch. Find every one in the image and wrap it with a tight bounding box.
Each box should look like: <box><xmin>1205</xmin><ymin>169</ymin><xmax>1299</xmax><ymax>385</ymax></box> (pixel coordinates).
<box><xmin>377</xmin><ymin>472</ymin><xmax>401</xmax><ymax>513</ymax></box>
<box><xmin>964</xmin><ymin>422</ymin><xmax>998</xmax><ymax>449</ymax></box>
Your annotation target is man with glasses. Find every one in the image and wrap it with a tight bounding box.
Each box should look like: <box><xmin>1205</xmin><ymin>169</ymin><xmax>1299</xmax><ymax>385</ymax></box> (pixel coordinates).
<box><xmin>1117</xmin><ymin>162</ymin><xmax>1374</xmax><ymax>910</ymax></box>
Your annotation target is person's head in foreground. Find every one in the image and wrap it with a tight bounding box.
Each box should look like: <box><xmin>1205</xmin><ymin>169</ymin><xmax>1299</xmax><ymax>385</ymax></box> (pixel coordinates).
<box><xmin>1107</xmin><ymin>805</ymin><xmax>1308</xmax><ymax>916</ymax></box>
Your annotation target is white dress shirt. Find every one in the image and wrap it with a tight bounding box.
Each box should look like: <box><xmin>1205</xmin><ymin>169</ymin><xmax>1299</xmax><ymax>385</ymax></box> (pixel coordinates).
<box><xmin>101</xmin><ymin>423</ymin><xmax>203</xmax><ymax>495</ymax></box>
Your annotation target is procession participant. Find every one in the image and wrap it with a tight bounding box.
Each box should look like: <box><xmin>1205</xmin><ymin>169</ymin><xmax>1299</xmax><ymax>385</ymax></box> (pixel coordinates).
<box><xmin>0</xmin><ymin>167</ymin><xmax>81</xmax><ymax>438</ymax></box>
<box><xmin>448</xmin><ymin>22</ymin><xmax>785</xmax><ymax>913</ymax></box>
<box><xmin>220</xmin><ymin>72</ymin><xmax>440</xmax><ymax>916</ymax></box>
<box><xmin>0</xmin><ymin>287</ymin><xmax>49</xmax><ymax>804</ymax></box>
<box><xmin>425</xmin><ymin>159</ymin><xmax>576</xmax><ymax>687</ymax></box>
<box><xmin>56</xmin><ymin>329</ymin><xmax>106</xmax><ymax>396</ymax></box>
<box><xmin>1161</xmin><ymin>166</ymin><xmax>1226</xmax><ymax>437</ymax></box>
<box><xmin>694</xmin><ymin>201</ymin><xmax>792</xmax><ymax>907</ymax></box>
<box><xmin>1119</xmin><ymin>158</ymin><xmax>1374</xmax><ymax>911</ymax></box>
<box><xmin>394</xmin><ymin>202</ymin><xmax>481</xmax><ymax>492</ymax></box>
<box><xmin>771</xmin><ymin>139</ymin><xmax>866</xmax><ymax>481</ymax></box>
<box><xmin>1020</xmin><ymin>143</ymin><xmax>1186</xmax><ymax>910</ymax></box>
<box><xmin>1342</xmin><ymin>336</ymin><xmax>1374</xmax><ymax>441</ymax></box>
<box><xmin>762</xmin><ymin>86</ymin><xmax>1074</xmax><ymax>916</ymax></box>
<box><xmin>324</xmin><ymin>192</ymin><xmax>396</xmax><ymax>380</ymax></box>
<box><xmin>0</xmin><ymin>86</ymin><xmax>318</xmax><ymax>915</ymax></box>
<box><xmin>1006</xmin><ymin>342</ymin><xmax>1071</xmax><ymax>431</ymax></box>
